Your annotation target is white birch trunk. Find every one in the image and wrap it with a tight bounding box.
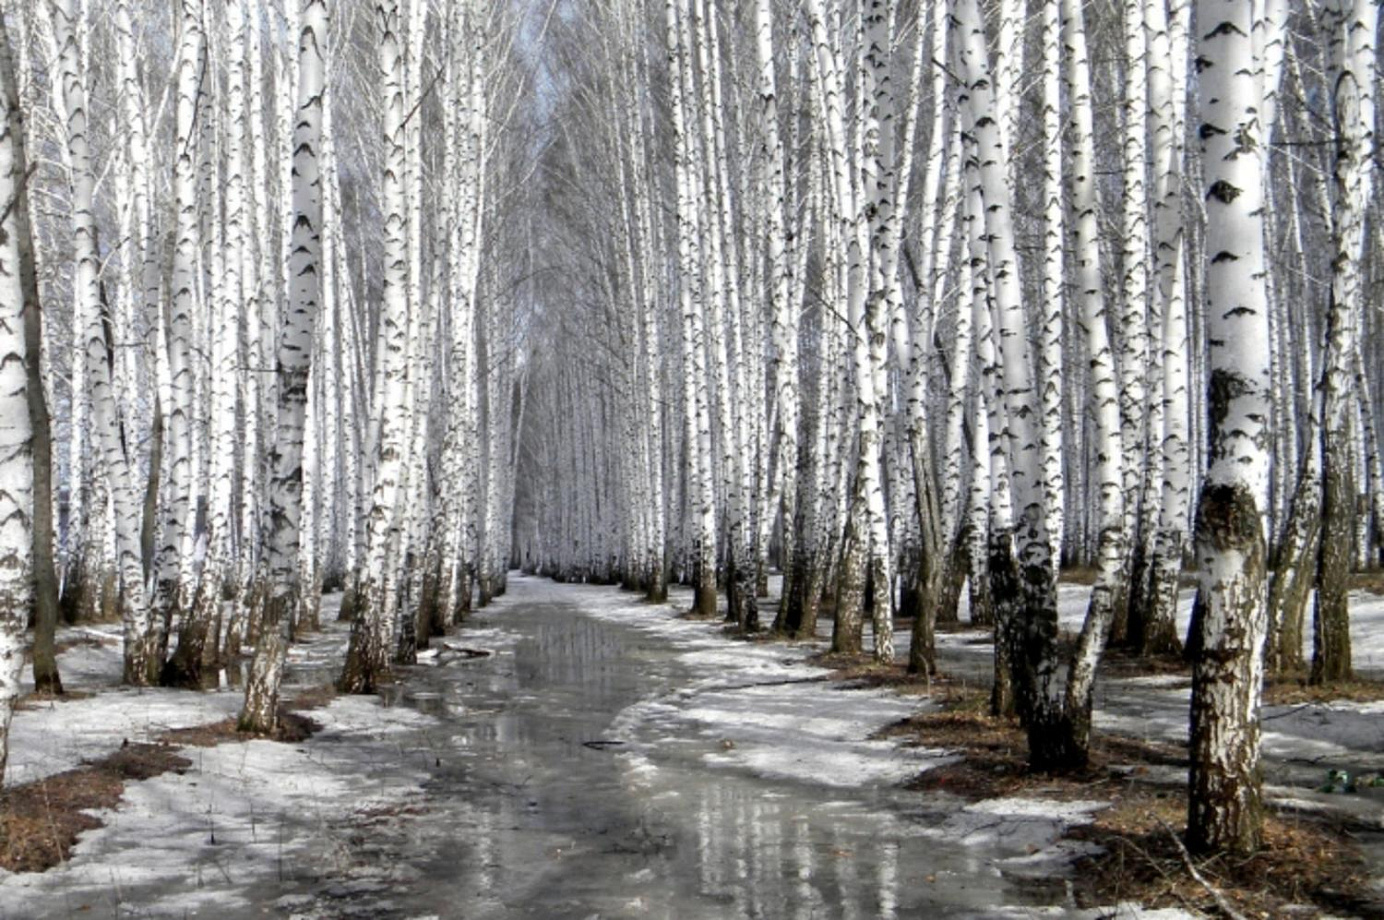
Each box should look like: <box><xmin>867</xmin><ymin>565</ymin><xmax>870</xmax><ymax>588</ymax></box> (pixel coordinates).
<box><xmin>1056</xmin><ymin>0</ymin><xmax>1126</xmax><ymax>763</ymax></box>
<box><xmin>49</xmin><ymin>0</ymin><xmax>154</xmax><ymax>684</ymax></box>
<box><xmin>1186</xmin><ymin>0</ymin><xmax>1273</xmax><ymax>856</ymax></box>
<box><xmin>1038</xmin><ymin>0</ymin><xmax>1065</xmax><ymax>577</ymax></box>
<box><xmin>0</xmin><ymin>12</ymin><xmax>35</xmax><ymax>784</ymax></box>
<box><xmin>667</xmin><ymin>0</ymin><xmax>716</xmax><ymax>620</ymax></box>
<box><xmin>1312</xmin><ymin>0</ymin><xmax>1377</xmax><ymax>685</ymax></box>
<box><xmin>1141</xmin><ymin>0</ymin><xmax>1192</xmax><ymax>656</ymax></box>
<box><xmin>242</xmin><ymin>0</ymin><xmax>328</xmax><ymax>730</ymax></box>
<box><xmin>156</xmin><ymin>0</ymin><xmax>206</xmax><ymax>667</ymax></box>
<box><xmin>341</xmin><ymin>0</ymin><xmax>412</xmax><ymax>693</ymax></box>
<box><xmin>954</xmin><ymin>0</ymin><xmax>1062</xmax><ymax>759</ymax></box>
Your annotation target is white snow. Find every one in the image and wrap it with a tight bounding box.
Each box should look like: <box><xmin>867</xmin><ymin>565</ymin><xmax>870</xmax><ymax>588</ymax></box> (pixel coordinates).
<box><xmin>9</xmin><ymin>682</ymin><xmax>244</xmax><ymax>785</ymax></box>
<box><xmin>1057</xmin><ymin>582</ymin><xmax>1384</xmax><ymax>676</ymax></box>
<box><xmin>962</xmin><ymin>797</ymin><xmax>1108</xmax><ymax>823</ymax></box>
<box><xmin>1</xmin><ymin>612</ymin><xmax>443</xmax><ymax>919</ymax></box>
<box><xmin>0</xmin><ymin>691</ymin><xmax>440</xmax><ymax>917</ymax></box>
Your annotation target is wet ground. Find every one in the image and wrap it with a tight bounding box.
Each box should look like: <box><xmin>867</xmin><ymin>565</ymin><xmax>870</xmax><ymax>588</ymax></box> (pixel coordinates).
<box><xmin>254</xmin><ymin>578</ymin><xmax>1084</xmax><ymax>919</ymax></box>
<box><xmin>11</xmin><ymin>576</ymin><xmax>1384</xmax><ymax>917</ymax></box>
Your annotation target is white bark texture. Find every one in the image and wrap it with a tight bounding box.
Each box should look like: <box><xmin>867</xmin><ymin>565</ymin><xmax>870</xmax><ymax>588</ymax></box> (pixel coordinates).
<box><xmin>0</xmin><ymin>12</ymin><xmax>34</xmax><ymax>784</ymax></box>
<box><xmin>1187</xmin><ymin>0</ymin><xmax>1273</xmax><ymax>857</ymax></box>
<box><xmin>342</xmin><ymin>0</ymin><xmax>411</xmax><ymax>693</ymax></box>
<box><xmin>50</xmin><ymin>0</ymin><xmax>154</xmax><ymax>683</ymax></box>
<box><xmin>243</xmin><ymin>0</ymin><xmax>328</xmax><ymax>729</ymax></box>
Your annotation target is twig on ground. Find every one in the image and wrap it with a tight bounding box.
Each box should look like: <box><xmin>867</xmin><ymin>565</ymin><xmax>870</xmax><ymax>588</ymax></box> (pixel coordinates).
<box><xmin>1154</xmin><ymin>816</ymin><xmax>1249</xmax><ymax>920</ymax></box>
<box><xmin>1106</xmin><ymin>830</ymin><xmax>1201</xmax><ymax>917</ymax></box>
<box><xmin>1262</xmin><ymin>703</ymin><xmax>1314</xmax><ymax>721</ymax></box>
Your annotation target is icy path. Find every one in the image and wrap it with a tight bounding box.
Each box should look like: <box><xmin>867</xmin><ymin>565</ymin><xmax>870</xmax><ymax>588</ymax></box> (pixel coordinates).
<box><xmin>0</xmin><ymin>577</ymin><xmax>1190</xmax><ymax>919</ymax></box>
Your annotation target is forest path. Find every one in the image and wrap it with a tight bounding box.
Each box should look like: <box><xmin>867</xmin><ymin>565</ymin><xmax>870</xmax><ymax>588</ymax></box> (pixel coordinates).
<box><xmin>260</xmin><ymin>575</ymin><xmax>1108</xmax><ymax>919</ymax></box>
<box><xmin>10</xmin><ymin>578</ymin><xmax>1380</xmax><ymax>917</ymax></box>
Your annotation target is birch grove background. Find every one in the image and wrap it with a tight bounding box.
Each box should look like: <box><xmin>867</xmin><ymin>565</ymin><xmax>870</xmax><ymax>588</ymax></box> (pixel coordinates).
<box><xmin>0</xmin><ymin>0</ymin><xmax>1381</xmax><ymax>862</ymax></box>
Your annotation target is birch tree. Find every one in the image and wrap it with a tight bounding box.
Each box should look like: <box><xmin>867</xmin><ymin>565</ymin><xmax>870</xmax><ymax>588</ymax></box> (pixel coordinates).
<box><xmin>667</xmin><ymin>0</ymin><xmax>717</xmax><ymax>621</ymax></box>
<box><xmin>156</xmin><ymin>0</ymin><xmax>205</xmax><ymax>671</ymax></box>
<box><xmin>50</xmin><ymin>0</ymin><xmax>155</xmax><ymax>684</ymax></box>
<box><xmin>1186</xmin><ymin>0</ymin><xmax>1274</xmax><ymax>856</ymax></box>
<box><xmin>1312</xmin><ymin>0</ymin><xmax>1377</xmax><ymax>686</ymax></box>
<box><xmin>757</xmin><ymin>0</ymin><xmax>797</xmax><ymax>633</ymax></box>
<box><xmin>1055</xmin><ymin>0</ymin><xmax>1125</xmax><ymax>765</ymax></box>
<box><xmin>0</xmin><ymin>7</ymin><xmax>35</xmax><ymax>785</ymax></box>
<box><xmin>1136</xmin><ymin>0</ymin><xmax>1191</xmax><ymax>658</ymax></box>
<box><xmin>18</xmin><ymin>4</ymin><xmax>57</xmax><ymax>697</ymax></box>
<box><xmin>242</xmin><ymin>0</ymin><xmax>328</xmax><ymax>731</ymax></box>
<box><xmin>341</xmin><ymin>0</ymin><xmax>411</xmax><ymax>694</ymax></box>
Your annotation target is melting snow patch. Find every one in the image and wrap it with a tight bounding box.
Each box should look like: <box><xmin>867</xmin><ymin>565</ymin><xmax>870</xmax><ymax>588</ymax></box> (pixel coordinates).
<box><xmin>703</xmin><ymin>737</ymin><xmax>953</xmax><ymax>787</ymax></box>
<box><xmin>920</xmin><ymin>797</ymin><xmax>1110</xmax><ymax>866</ymax></box>
<box><xmin>1115</xmin><ymin>674</ymin><xmax>1191</xmax><ymax>689</ymax></box>
<box><xmin>963</xmin><ymin>797</ymin><xmax>1107</xmax><ymax>823</ymax></box>
<box><xmin>7</xmin><ymin>686</ymin><xmax>245</xmax><ymax>785</ymax></box>
<box><xmin>313</xmin><ymin>694</ymin><xmax>440</xmax><ymax>737</ymax></box>
<box><xmin>0</xmin><ymin>693</ymin><xmax>437</xmax><ymax>919</ymax></box>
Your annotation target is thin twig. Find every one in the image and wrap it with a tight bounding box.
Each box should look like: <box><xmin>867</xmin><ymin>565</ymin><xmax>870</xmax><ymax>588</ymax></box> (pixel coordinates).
<box><xmin>1155</xmin><ymin>816</ymin><xmax>1251</xmax><ymax>920</ymax></box>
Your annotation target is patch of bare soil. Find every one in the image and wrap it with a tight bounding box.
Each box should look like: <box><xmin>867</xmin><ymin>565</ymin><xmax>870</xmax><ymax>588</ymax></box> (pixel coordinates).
<box><xmin>719</xmin><ymin>623</ymin><xmax>783</xmax><ymax>644</ymax></box>
<box><xmin>287</xmin><ymin>683</ymin><xmax>340</xmax><ymax>712</ymax></box>
<box><xmin>1098</xmin><ymin>646</ymin><xmax>1192</xmax><ymax>681</ymax></box>
<box><xmin>54</xmin><ymin>634</ymin><xmax>114</xmax><ymax>654</ymax></box>
<box><xmin>811</xmin><ymin>653</ymin><xmax>964</xmax><ymax>698</ymax></box>
<box><xmin>158</xmin><ymin>680</ymin><xmax>334</xmax><ymax>746</ymax></box>
<box><xmin>1061</xmin><ymin>567</ymin><xmax>1101</xmax><ymax>586</ymax></box>
<box><xmin>882</xmin><ymin>689</ymin><xmax>1382</xmax><ymax>918</ymax></box>
<box><xmin>1264</xmin><ymin>673</ymin><xmax>1384</xmax><ymax>706</ymax></box>
<box><xmin>1351</xmin><ymin>571</ymin><xmax>1384</xmax><ymax>596</ymax></box>
<box><xmin>935</xmin><ymin>619</ymin><xmax>990</xmax><ymax>635</ymax></box>
<box><xmin>21</xmin><ymin>634</ymin><xmax>110</xmax><ymax>666</ymax></box>
<box><xmin>0</xmin><ymin>743</ymin><xmax>191</xmax><ymax>873</ymax></box>
<box><xmin>160</xmin><ymin>711</ymin><xmax>322</xmax><ymax>746</ymax></box>
<box><xmin>15</xmin><ymin>689</ymin><xmax>96</xmax><ymax>710</ymax></box>
<box><xmin>678</xmin><ymin>608</ymin><xmax>723</xmax><ymax>623</ymax></box>
<box><xmin>1060</xmin><ymin>568</ymin><xmax>1197</xmax><ymax>589</ymax></box>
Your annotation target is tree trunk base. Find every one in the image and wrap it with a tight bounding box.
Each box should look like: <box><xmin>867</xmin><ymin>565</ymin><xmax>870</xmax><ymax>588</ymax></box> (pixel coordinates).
<box><xmin>339</xmin><ymin>589</ymin><xmax>393</xmax><ymax>695</ymax></box>
<box><xmin>1026</xmin><ymin>713</ymin><xmax>1091</xmax><ymax>773</ymax></box>
<box><xmin>31</xmin><ymin>668</ymin><xmax>63</xmax><ymax>696</ymax></box>
<box><xmin>239</xmin><ymin>630</ymin><xmax>286</xmax><ymax>735</ymax></box>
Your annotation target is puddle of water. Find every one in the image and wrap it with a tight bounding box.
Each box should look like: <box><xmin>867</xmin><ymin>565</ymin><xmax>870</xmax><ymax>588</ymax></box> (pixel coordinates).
<box><xmin>271</xmin><ymin>595</ymin><xmax>1077</xmax><ymax>919</ymax></box>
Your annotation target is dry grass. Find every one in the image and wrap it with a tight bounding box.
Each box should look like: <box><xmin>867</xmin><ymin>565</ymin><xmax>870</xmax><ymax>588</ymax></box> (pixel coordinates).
<box><xmin>0</xmin><ymin>743</ymin><xmax>191</xmax><ymax>873</ymax></box>
<box><xmin>5</xmin><ymin>683</ymin><xmax>336</xmax><ymax>875</ymax></box>
<box><xmin>1061</xmin><ymin>566</ymin><xmax>1101</xmax><ymax>586</ymax></box>
<box><xmin>1069</xmin><ymin>801</ymin><xmax>1379</xmax><ymax>918</ymax></box>
<box><xmin>21</xmin><ymin>634</ymin><xmax>110</xmax><ymax>667</ymax></box>
<box><xmin>934</xmin><ymin>618</ymin><xmax>991</xmax><ymax>635</ymax></box>
<box><xmin>877</xmin><ymin>686</ymin><xmax>1188</xmax><ymax>800</ymax></box>
<box><xmin>286</xmin><ymin>682</ymin><xmax>340</xmax><ymax>712</ymax></box>
<box><xmin>1264</xmin><ymin>674</ymin><xmax>1384</xmax><ymax>706</ymax></box>
<box><xmin>810</xmin><ymin>652</ymin><xmax>965</xmax><ymax>698</ymax></box>
<box><xmin>881</xmin><ymin>688</ymin><xmax>1383</xmax><ymax>918</ymax></box>
<box><xmin>678</xmin><ymin>608</ymin><xmax>723</xmax><ymax>623</ymax></box>
<box><xmin>156</xmin><ymin>679</ymin><xmax>333</xmax><ymax>747</ymax></box>
<box><xmin>1098</xmin><ymin>646</ymin><xmax>1192</xmax><ymax>681</ymax></box>
<box><xmin>160</xmin><ymin>711</ymin><xmax>321</xmax><ymax>747</ymax></box>
<box><xmin>1351</xmin><ymin>571</ymin><xmax>1384</xmax><ymax>596</ymax></box>
<box><xmin>15</xmin><ymin>689</ymin><xmax>95</xmax><ymax>710</ymax></box>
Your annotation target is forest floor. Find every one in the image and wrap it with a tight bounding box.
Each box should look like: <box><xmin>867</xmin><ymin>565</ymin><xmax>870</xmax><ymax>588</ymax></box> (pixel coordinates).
<box><xmin>818</xmin><ymin>581</ymin><xmax>1384</xmax><ymax>918</ymax></box>
<box><xmin>0</xmin><ymin>577</ymin><xmax>1381</xmax><ymax>918</ymax></box>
